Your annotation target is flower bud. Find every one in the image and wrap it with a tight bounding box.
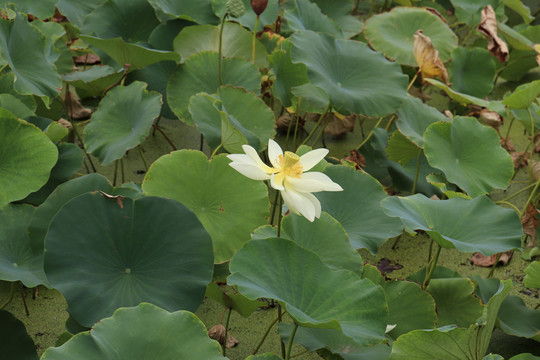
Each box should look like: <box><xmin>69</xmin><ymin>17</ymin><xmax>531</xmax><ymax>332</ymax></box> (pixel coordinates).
<box><xmin>250</xmin><ymin>0</ymin><xmax>268</xmax><ymax>16</ymax></box>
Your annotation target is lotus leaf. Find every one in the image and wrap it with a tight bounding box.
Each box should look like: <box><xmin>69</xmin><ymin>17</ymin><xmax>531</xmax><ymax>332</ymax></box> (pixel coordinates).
<box><xmin>44</xmin><ymin>193</ymin><xmax>214</xmax><ymax>327</ymax></box>
<box><xmin>0</xmin><ymin>309</ymin><xmax>38</xmax><ymax>360</ymax></box>
<box><xmin>148</xmin><ymin>0</ymin><xmax>218</xmax><ymax>24</ymax></box>
<box><xmin>426</xmin><ymin>79</ymin><xmax>504</xmax><ymax>113</ymax></box>
<box><xmin>57</xmin><ymin>0</ymin><xmax>104</xmax><ymax>28</ymax></box>
<box><xmin>41</xmin><ymin>303</ymin><xmax>226</xmax><ymax>359</ymax></box>
<box><xmin>524</xmin><ymin>261</ymin><xmax>540</xmax><ymax>289</ymax></box>
<box><xmin>503</xmin><ymin>80</ymin><xmax>540</xmax><ymax>109</ymax></box>
<box><xmin>142</xmin><ymin>151</ymin><xmax>269</xmax><ymax>263</ymax></box>
<box><xmin>228</xmin><ymin>237</ymin><xmax>388</xmax><ymax>346</ymax></box>
<box><xmin>424</xmin><ymin>116</ymin><xmax>514</xmax><ymax>197</ymax></box>
<box><xmin>381</xmin><ymin>194</ymin><xmax>523</xmax><ymax>255</ymax></box>
<box><xmin>448</xmin><ymin>47</ymin><xmax>496</xmax><ymax>98</ymax></box>
<box><xmin>283</xmin><ymin>0</ymin><xmax>342</xmax><ymax>37</ymax></box>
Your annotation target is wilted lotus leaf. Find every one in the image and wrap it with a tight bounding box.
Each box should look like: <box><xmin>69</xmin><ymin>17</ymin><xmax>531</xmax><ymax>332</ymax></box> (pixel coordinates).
<box><xmin>536</xmin><ymin>44</ymin><xmax>540</xmax><ymax>66</ymax></box>
<box><xmin>62</xmin><ymin>91</ymin><xmax>92</xmax><ymax>120</ymax></box>
<box><xmin>521</xmin><ymin>203</ymin><xmax>539</xmax><ymax>246</ymax></box>
<box><xmin>208</xmin><ymin>324</ymin><xmax>239</xmax><ymax>348</ymax></box>
<box><xmin>478</xmin><ymin>5</ymin><xmax>509</xmax><ymax>62</ymax></box>
<box><xmin>511</xmin><ymin>151</ymin><xmax>530</xmax><ymax>169</ymax></box>
<box><xmin>414</xmin><ymin>30</ymin><xmax>449</xmax><ymax>85</ymax></box>
<box><xmin>478</xmin><ymin>108</ymin><xmax>502</xmax><ymax>130</ymax></box>
<box><xmin>470</xmin><ymin>251</ymin><xmax>513</xmax><ymax>267</ymax></box>
<box><xmin>324</xmin><ymin>113</ymin><xmax>355</xmax><ymax>138</ymax></box>
<box><xmin>341</xmin><ymin>150</ymin><xmax>365</xmax><ymax>170</ymax></box>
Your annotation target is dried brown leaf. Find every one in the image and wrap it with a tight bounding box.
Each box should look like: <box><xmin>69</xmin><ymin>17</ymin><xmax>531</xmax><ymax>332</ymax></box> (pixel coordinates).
<box><xmin>478</xmin><ymin>108</ymin><xmax>502</xmax><ymax>130</ymax></box>
<box><xmin>413</xmin><ymin>30</ymin><xmax>450</xmax><ymax>85</ymax></box>
<box><xmin>521</xmin><ymin>203</ymin><xmax>539</xmax><ymax>243</ymax></box>
<box><xmin>73</xmin><ymin>53</ymin><xmax>101</xmax><ymax>65</ymax></box>
<box><xmin>478</xmin><ymin>5</ymin><xmax>509</xmax><ymax>62</ymax></box>
<box><xmin>511</xmin><ymin>151</ymin><xmax>529</xmax><ymax>169</ymax></box>
<box><xmin>208</xmin><ymin>324</ymin><xmax>240</xmax><ymax>348</ymax></box>
<box><xmin>325</xmin><ymin>114</ymin><xmax>356</xmax><ymax>138</ymax></box>
<box><xmin>342</xmin><ymin>150</ymin><xmax>365</xmax><ymax>170</ymax></box>
<box><xmin>57</xmin><ymin>118</ymin><xmax>73</xmax><ymax>130</ymax></box>
<box><xmin>500</xmin><ymin>137</ymin><xmax>515</xmax><ymax>152</ymax></box>
<box><xmin>376</xmin><ymin>258</ymin><xmax>403</xmax><ymax>274</ymax></box>
<box><xmin>470</xmin><ymin>251</ymin><xmax>513</xmax><ymax>267</ymax></box>
<box><xmin>63</xmin><ymin>91</ymin><xmax>92</xmax><ymax>120</ymax></box>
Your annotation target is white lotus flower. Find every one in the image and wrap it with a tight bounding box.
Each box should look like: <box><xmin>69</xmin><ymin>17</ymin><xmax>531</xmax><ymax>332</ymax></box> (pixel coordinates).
<box><xmin>227</xmin><ymin>139</ymin><xmax>343</xmax><ymax>222</ymax></box>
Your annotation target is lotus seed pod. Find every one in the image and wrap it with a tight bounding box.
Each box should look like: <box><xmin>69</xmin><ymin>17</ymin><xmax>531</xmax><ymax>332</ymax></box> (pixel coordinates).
<box><xmin>227</xmin><ymin>0</ymin><xmax>246</xmax><ymax>18</ymax></box>
<box><xmin>250</xmin><ymin>0</ymin><xmax>268</xmax><ymax>16</ymax></box>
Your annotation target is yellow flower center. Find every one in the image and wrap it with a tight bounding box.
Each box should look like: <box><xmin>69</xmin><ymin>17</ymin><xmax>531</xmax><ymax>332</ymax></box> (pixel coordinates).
<box><xmin>277</xmin><ymin>151</ymin><xmax>303</xmax><ymax>178</ymax></box>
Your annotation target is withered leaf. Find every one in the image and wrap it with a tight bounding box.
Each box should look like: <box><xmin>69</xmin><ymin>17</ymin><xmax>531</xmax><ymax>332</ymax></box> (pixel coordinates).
<box><xmin>535</xmin><ymin>44</ymin><xmax>540</xmax><ymax>66</ymax></box>
<box><xmin>413</xmin><ymin>30</ymin><xmax>450</xmax><ymax>85</ymax></box>
<box><xmin>470</xmin><ymin>251</ymin><xmax>513</xmax><ymax>267</ymax></box>
<box><xmin>208</xmin><ymin>324</ymin><xmax>240</xmax><ymax>348</ymax></box>
<box><xmin>478</xmin><ymin>5</ymin><xmax>509</xmax><ymax>62</ymax></box>
<box><xmin>341</xmin><ymin>150</ymin><xmax>365</xmax><ymax>170</ymax></box>
<box><xmin>63</xmin><ymin>91</ymin><xmax>92</xmax><ymax>120</ymax></box>
<box><xmin>510</xmin><ymin>151</ymin><xmax>529</xmax><ymax>169</ymax></box>
<box><xmin>276</xmin><ymin>112</ymin><xmax>293</xmax><ymax>132</ymax></box>
<box><xmin>500</xmin><ymin>137</ymin><xmax>515</xmax><ymax>152</ymax></box>
<box><xmin>57</xmin><ymin>118</ymin><xmax>73</xmax><ymax>131</ymax></box>
<box><xmin>478</xmin><ymin>108</ymin><xmax>502</xmax><ymax>131</ymax></box>
<box><xmin>324</xmin><ymin>114</ymin><xmax>356</xmax><ymax>138</ymax></box>
<box><xmin>533</xmin><ymin>161</ymin><xmax>540</xmax><ymax>181</ymax></box>
<box><xmin>73</xmin><ymin>53</ymin><xmax>101</xmax><ymax>65</ymax></box>
<box><xmin>521</xmin><ymin>203</ymin><xmax>539</xmax><ymax>246</ymax></box>
<box><xmin>376</xmin><ymin>258</ymin><xmax>403</xmax><ymax>274</ymax></box>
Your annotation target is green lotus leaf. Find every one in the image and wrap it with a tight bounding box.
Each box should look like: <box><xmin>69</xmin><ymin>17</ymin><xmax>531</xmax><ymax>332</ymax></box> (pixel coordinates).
<box><xmin>502</xmin><ymin>80</ymin><xmax>540</xmax><ymax>109</ymax></box>
<box><xmin>290</xmin><ymin>30</ymin><xmax>407</xmax><ymax>117</ymax></box>
<box><xmin>396</xmin><ymin>96</ymin><xmax>449</xmax><ymax>148</ymax></box>
<box><xmin>0</xmin><ymin>204</ymin><xmax>47</xmax><ymax>287</ymax></box>
<box><xmin>381</xmin><ymin>194</ymin><xmax>523</xmax><ymax>255</ymax></box>
<box><xmin>44</xmin><ymin>193</ymin><xmax>214</xmax><ymax>327</ymax></box>
<box><xmin>509</xmin><ymin>354</ymin><xmax>540</xmax><ymax>360</ymax></box>
<box><xmin>484</xmin><ymin>355</ymin><xmax>504</xmax><ymax>360</ymax></box>
<box><xmin>168</xmin><ymin>51</ymin><xmax>261</xmax><ymax>125</ymax></box>
<box><xmin>189</xmin><ymin>86</ymin><xmax>275</xmax><ymax>152</ymax></box>
<box><xmin>499</xmin><ymin>23</ymin><xmax>535</xmax><ymax>51</ymax></box>
<box><xmin>0</xmin><ymin>73</ymin><xmax>36</xmax><ymax>111</ymax></box>
<box><xmin>142</xmin><ymin>151</ymin><xmax>269</xmax><ymax>263</ymax></box>
<box><xmin>389</xmin><ymin>280</ymin><xmax>512</xmax><ymax>360</ymax></box>
<box><xmin>32</xmin><ymin>21</ymin><xmax>65</xmax><ymax>64</ymax></box>
<box><xmin>448</xmin><ymin>47</ymin><xmax>496</xmax><ymax>98</ymax></box>
<box><xmin>427</xmin><ymin>278</ymin><xmax>484</xmax><ymax>327</ymax></box>
<box><xmin>364</xmin><ymin>7</ymin><xmax>457</xmax><ymax>66</ymax></box>
<box><xmin>212</xmin><ymin>0</ymin><xmax>279</xmax><ymax>32</ymax></box>
<box><xmin>0</xmin><ymin>0</ymin><xmax>56</xmax><ymax>19</ymax></box>
<box><xmin>408</xmin><ymin>265</ymin><xmax>462</xmax><ymax>284</ymax></box>
<box><xmin>268</xmin><ymin>40</ymin><xmax>309</xmax><ymax>108</ymax></box>
<box><xmin>283</xmin><ymin>0</ymin><xmax>342</xmax><ymax>37</ymax></box>
<box><xmin>28</xmin><ymin>174</ymin><xmax>113</xmax><ymax>288</ymax></box>
<box><xmin>282</xmin><ymin>212</ymin><xmax>364</xmax><ymax>276</ymax></box>
<box><xmin>63</xmin><ymin>66</ymin><xmax>124</xmax><ymax>98</ymax></box>
<box><xmin>80</xmin><ymin>36</ymin><xmax>181</xmax><ymax>72</ymax></box>
<box><xmin>311</xmin><ymin>0</ymin><xmax>363</xmax><ymax>38</ymax></box>
<box><xmin>82</xmin><ymin>0</ymin><xmax>159</xmax><ymax>43</ymax></box>
<box><xmin>0</xmin><ymin>309</ymin><xmax>38</xmax><ymax>360</ymax></box>
<box><xmin>525</xmin><ymin>261</ymin><xmax>540</xmax><ymax>289</ymax></box>
<box><xmin>502</xmin><ymin>0</ymin><xmax>534</xmax><ymax>24</ymax></box>
<box><xmin>423</xmin><ymin>116</ymin><xmax>514</xmax><ymax>197</ymax></box>
<box><xmin>290</xmin><ymin>83</ymin><xmax>329</xmax><ymax>113</ymax></box>
<box><xmin>246</xmin><ymin>354</ymin><xmax>282</xmax><ymax>360</ymax></box>
<box><xmin>205</xmin><ymin>282</ymin><xmax>266</xmax><ymax>317</ymax></box>
<box><xmin>426</xmin><ymin>79</ymin><xmax>505</xmax><ymax>113</ymax></box>
<box><xmin>0</xmin><ymin>15</ymin><xmax>61</xmax><ymax>105</ymax></box>
<box><xmin>384</xmin><ymin>280</ymin><xmax>437</xmax><ymax>338</ymax></box>
<box><xmin>148</xmin><ymin>0</ymin><xmax>218</xmax><ymax>24</ymax></box>
<box><xmin>473</xmin><ymin>276</ymin><xmax>540</xmax><ymax>341</ymax></box>
<box><xmin>0</xmin><ymin>93</ymin><xmax>35</xmax><ymax>118</ymax></box>
<box><xmin>173</xmin><ymin>22</ymin><xmax>267</xmax><ymax>68</ymax></box>
<box><xmin>228</xmin><ymin>237</ymin><xmax>388</xmax><ymax>346</ymax></box>
<box><xmin>386</xmin><ymin>130</ymin><xmax>421</xmax><ymax>166</ymax></box>
<box><xmin>279</xmin><ymin>323</ymin><xmax>392</xmax><ymax>360</ymax></box>
<box><xmin>41</xmin><ymin>303</ymin><xmax>226</xmax><ymax>359</ymax></box>
<box><xmin>23</xmin><ymin>143</ymin><xmax>83</xmax><ymax>205</ymax></box>
<box><xmin>84</xmin><ymin>81</ymin><xmax>162</xmax><ymax>166</ymax></box>
<box><xmin>57</xmin><ymin>0</ymin><xmax>103</xmax><ymax>29</ymax></box>
<box><xmin>220</xmin><ymin>113</ymin><xmax>248</xmax><ymax>153</ymax></box>
<box><xmin>315</xmin><ymin>166</ymin><xmax>404</xmax><ymax>253</ymax></box>
<box><xmin>0</xmin><ymin>109</ymin><xmax>58</xmax><ymax>206</ymax></box>
<box><xmin>450</xmin><ymin>0</ymin><xmax>502</xmax><ymax>26</ymax></box>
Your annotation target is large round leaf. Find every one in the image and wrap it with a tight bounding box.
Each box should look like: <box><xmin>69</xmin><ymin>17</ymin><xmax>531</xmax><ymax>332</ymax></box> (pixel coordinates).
<box><xmin>283</xmin><ymin>0</ymin><xmax>342</xmax><ymax>37</ymax></box>
<box><xmin>381</xmin><ymin>194</ymin><xmax>523</xmax><ymax>255</ymax></box>
<box><xmin>189</xmin><ymin>86</ymin><xmax>275</xmax><ymax>152</ymax></box>
<box><xmin>81</xmin><ymin>0</ymin><xmax>160</xmax><ymax>43</ymax></box>
<box><xmin>173</xmin><ymin>22</ymin><xmax>268</xmax><ymax>67</ymax></box>
<box><xmin>0</xmin><ymin>204</ymin><xmax>46</xmax><ymax>287</ymax></box>
<box><xmin>525</xmin><ymin>261</ymin><xmax>540</xmax><ymax>289</ymax></box>
<box><xmin>425</xmin><ymin>79</ymin><xmax>504</xmax><ymax>113</ymax></box>
<box><xmin>41</xmin><ymin>303</ymin><xmax>226</xmax><ymax>359</ymax></box>
<box><xmin>0</xmin><ymin>0</ymin><xmax>57</xmax><ymax>18</ymax></box>
<box><xmin>0</xmin><ymin>109</ymin><xmax>58</xmax><ymax>206</ymax></box>
<box><xmin>290</xmin><ymin>30</ymin><xmax>407</xmax><ymax>116</ymax></box>
<box><xmin>0</xmin><ymin>310</ymin><xmax>38</xmax><ymax>360</ymax></box>
<box><xmin>167</xmin><ymin>51</ymin><xmax>261</xmax><ymax>125</ymax></box>
<box><xmin>363</xmin><ymin>7</ymin><xmax>458</xmax><ymax>66</ymax></box>
<box><xmin>0</xmin><ymin>15</ymin><xmax>61</xmax><ymax>105</ymax></box>
<box><xmin>63</xmin><ymin>66</ymin><xmax>124</xmax><ymax>98</ymax></box>
<box><xmin>448</xmin><ymin>47</ymin><xmax>496</xmax><ymax>98</ymax></box>
<box><xmin>44</xmin><ymin>193</ymin><xmax>214</xmax><ymax>327</ymax></box>
<box><xmin>84</xmin><ymin>81</ymin><xmax>162</xmax><ymax>166</ymax></box>
<box><xmin>149</xmin><ymin>0</ymin><xmax>218</xmax><ymax>24</ymax></box>
<box><xmin>424</xmin><ymin>116</ymin><xmax>514</xmax><ymax>197</ymax></box>
<box><xmin>396</xmin><ymin>96</ymin><xmax>449</xmax><ymax>148</ymax></box>
<box><xmin>228</xmin><ymin>237</ymin><xmax>388</xmax><ymax>346</ymax></box>
<box><xmin>142</xmin><ymin>150</ymin><xmax>269</xmax><ymax>263</ymax></box>
<box><xmin>315</xmin><ymin>166</ymin><xmax>403</xmax><ymax>253</ymax></box>
<box><xmin>56</xmin><ymin>0</ymin><xmax>104</xmax><ymax>29</ymax></box>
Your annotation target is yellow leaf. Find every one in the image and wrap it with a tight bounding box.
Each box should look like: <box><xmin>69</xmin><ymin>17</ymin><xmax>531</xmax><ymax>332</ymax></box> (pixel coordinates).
<box><xmin>413</xmin><ymin>30</ymin><xmax>449</xmax><ymax>85</ymax></box>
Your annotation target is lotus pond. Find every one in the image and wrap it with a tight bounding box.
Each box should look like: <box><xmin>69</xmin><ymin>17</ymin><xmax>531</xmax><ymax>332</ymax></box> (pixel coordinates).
<box><xmin>0</xmin><ymin>0</ymin><xmax>540</xmax><ymax>359</ymax></box>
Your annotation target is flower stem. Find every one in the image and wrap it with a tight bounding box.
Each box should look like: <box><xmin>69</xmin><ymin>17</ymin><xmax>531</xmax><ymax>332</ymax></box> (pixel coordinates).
<box><xmin>152</xmin><ymin>124</ymin><xmax>177</xmax><ymax>151</ymax></box>
<box><xmin>211</xmin><ymin>143</ymin><xmax>223</xmax><ymax>159</ymax></box>
<box><xmin>252</xmin><ymin>310</ymin><xmax>284</xmax><ymax>355</ymax></box>
<box><xmin>355</xmin><ymin>115</ymin><xmax>385</xmax><ymax>151</ymax></box>
<box><xmin>218</xmin><ymin>13</ymin><xmax>228</xmax><ymax>86</ymax></box>
<box><xmin>252</xmin><ymin>16</ymin><xmax>260</xmax><ymax>64</ymax></box>
<box><xmin>498</xmin><ymin>182</ymin><xmax>537</xmax><ymax>203</ymax></box>
<box><xmin>222</xmin><ymin>308</ymin><xmax>232</xmax><ymax>356</ymax></box>
<box><xmin>300</xmin><ymin>103</ymin><xmax>331</xmax><ymax>147</ymax></box>
<box><xmin>138</xmin><ymin>145</ymin><xmax>148</xmax><ymax>172</ymax></box>
<box><xmin>488</xmin><ymin>253</ymin><xmax>503</xmax><ymax>278</ymax></box>
<box><xmin>411</xmin><ymin>149</ymin><xmax>423</xmax><ymax>194</ymax></box>
<box><xmin>503</xmin><ymin>115</ymin><xmax>515</xmax><ymax>144</ymax></box>
<box><xmin>407</xmin><ymin>71</ymin><xmax>420</xmax><ymax>92</ymax></box>
<box><xmin>422</xmin><ymin>243</ymin><xmax>441</xmax><ymax>289</ymax></box>
<box><xmin>496</xmin><ymin>201</ymin><xmax>521</xmax><ymax>215</ymax></box>
<box><xmin>120</xmin><ymin>158</ymin><xmax>125</xmax><ymax>183</ymax></box>
<box><xmin>0</xmin><ymin>282</ymin><xmax>14</xmax><ymax>309</ymax></box>
<box><xmin>520</xmin><ymin>177</ymin><xmax>540</xmax><ymax>218</ymax></box>
<box><xmin>528</xmin><ymin>107</ymin><xmax>536</xmax><ymax>179</ymax></box>
<box><xmin>270</xmin><ymin>190</ymin><xmax>280</xmax><ymax>225</ymax></box>
<box><xmin>285</xmin><ymin>323</ymin><xmax>299</xmax><ymax>360</ymax></box>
